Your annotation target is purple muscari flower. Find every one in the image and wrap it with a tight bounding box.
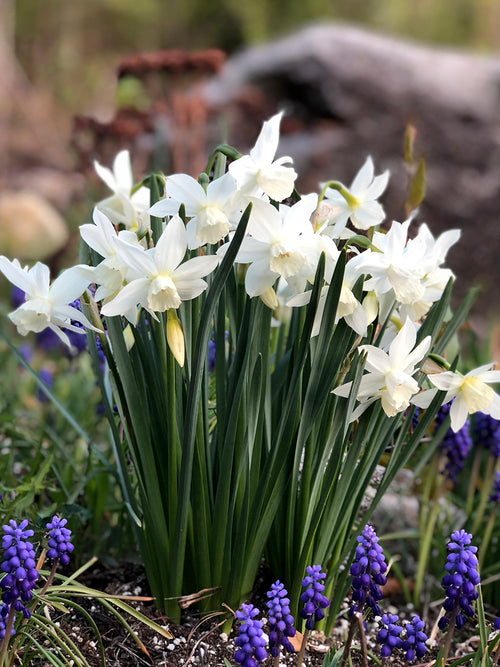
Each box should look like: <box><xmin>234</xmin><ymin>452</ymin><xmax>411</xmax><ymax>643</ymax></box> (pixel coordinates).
<box><xmin>349</xmin><ymin>524</ymin><xmax>387</xmax><ymax>616</ymax></box>
<box><xmin>37</xmin><ymin>368</ymin><xmax>53</xmax><ymax>403</ymax></box>
<box><xmin>490</xmin><ymin>472</ymin><xmax>500</xmax><ymax>504</ymax></box>
<box><xmin>36</xmin><ymin>327</ymin><xmax>61</xmax><ymax>353</ymax></box>
<box><xmin>18</xmin><ymin>344</ymin><xmax>33</xmax><ymax>364</ymax></box>
<box><xmin>61</xmin><ymin>299</ymin><xmax>88</xmax><ymax>358</ymax></box>
<box><xmin>0</xmin><ymin>519</ymin><xmax>39</xmax><ymax>619</ymax></box>
<box><xmin>234</xmin><ymin>603</ymin><xmax>267</xmax><ymax>666</ymax></box>
<box><xmin>46</xmin><ymin>516</ymin><xmax>74</xmax><ymax>566</ymax></box>
<box><xmin>207</xmin><ymin>339</ymin><xmax>216</xmax><ymax>373</ymax></box>
<box><xmin>435</xmin><ymin>403</ymin><xmax>472</xmax><ymax>483</ymax></box>
<box><xmin>11</xmin><ymin>286</ymin><xmax>25</xmax><ymax>309</ymax></box>
<box><xmin>402</xmin><ymin>615</ymin><xmax>427</xmax><ymax>661</ymax></box>
<box><xmin>494</xmin><ymin>617</ymin><xmax>500</xmax><ymax>630</ymax></box>
<box><xmin>438</xmin><ymin>530</ymin><xmax>480</xmax><ymax>631</ymax></box>
<box><xmin>300</xmin><ymin>565</ymin><xmax>330</xmax><ymax>630</ymax></box>
<box><xmin>266</xmin><ymin>580</ymin><xmax>296</xmax><ymax>657</ymax></box>
<box><xmin>0</xmin><ymin>603</ymin><xmax>15</xmax><ymax>639</ymax></box>
<box><xmin>376</xmin><ymin>613</ymin><xmax>403</xmax><ymax>658</ymax></box>
<box><xmin>472</xmin><ymin>413</ymin><xmax>500</xmax><ymax>457</ymax></box>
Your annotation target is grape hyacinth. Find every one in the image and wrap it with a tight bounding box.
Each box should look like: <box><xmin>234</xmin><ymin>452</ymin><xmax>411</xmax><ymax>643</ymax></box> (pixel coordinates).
<box><xmin>349</xmin><ymin>524</ymin><xmax>387</xmax><ymax>616</ymax></box>
<box><xmin>266</xmin><ymin>580</ymin><xmax>296</xmax><ymax>657</ymax></box>
<box><xmin>376</xmin><ymin>613</ymin><xmax>403</xmax><ymax>658</ymax></box>
<box><xmin>494</xmin><ymin>617</ymin><xmax>500</xmax><ymax>631</ymax></box>
<box><xmin>300</xmin><ymin>565</ymin><xmax>330</xmax><ymax>630</ymax></box>
<box><xmin>234</xmin><ymin>603</ymin><xmax>267</xmax><ymax>666</ymax></box>
<box><xmin>0</xmin><ymin>520</ymin><xmax>38</xmax><ymax>619</ymax></box>
<box><xmin>402</xmin><ymin>615</ymin><xmax>427</xmax><ymax>661</ymax></box>
<box><xmin>435</xmin><ymin>403</ymin><xmax>473</xmax><ymax>483</ymax></box>
<box><xmin>0</xmin><ymin>603</ymin><xmax>15</xmax><ymax>640</ymax></box>
<box><xmin>490</xmin><ymin>472</ymin><xmax>500</xmax><ymax>504</ymax></box>
<box><xmin>438</xmin><ymin>530</ymin><xmax>480</xmax><ymax>630</ymax></box>
<box><xmin>472</xmin><ymin>412</ymin><xmax>500</xmax><ymax>457</ymax></box>
<box><xmin>46</xmin><ymin>516</ymin><xmax>74</xmax><ymax>566</ymax></box>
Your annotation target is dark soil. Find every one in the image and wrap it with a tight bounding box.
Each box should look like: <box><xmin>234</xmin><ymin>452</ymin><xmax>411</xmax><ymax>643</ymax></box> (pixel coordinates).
<box><xmin>26</xmin><ymin>561</ymin><xmax>493</xmax><ymax>666</ymax></box>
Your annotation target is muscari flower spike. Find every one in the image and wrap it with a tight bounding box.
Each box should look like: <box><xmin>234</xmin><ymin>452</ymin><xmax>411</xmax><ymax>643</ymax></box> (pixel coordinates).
<box><xmin>402</xmin><ymin>615</ymin><xmax>428</xmax><ymax>662</ymax></box>
<box><xmin>300</xmin><ymin>565</ymin><xmax>330</xmax><ymax>630</ymax></box>
<box><xmin>0</xmin><ymin>520</ymin><xmax>38</xmax><ymax>619</ymax></box>
<box><xmin>46</xmin><ymin>516</ymin><xmax>74</xmax><ymax>566</ymax></box>
<box><xmin>0</xmin><ymin>603</ymin><xmax>15</xmax><ymax>639</ymax></box>
<box><xmin>376</xmin><ymin>613</ymin><xmax>403</xmax><ymax>658</ymax></box>
<box><xmin>234</xmin><ymin>603</ymin><xmax>267</xmax><ymax>666</ymax></box>
<box><xmin>490</xmin><ymin>471</ymin><xmax>500</xmax><ymax>504</ymax></box>
<box><xmin>435</xmin><ymin>402</ymin><xmax>473</xmax><ymax>483</ymax></box>
<box><xmin>266</xmin><ymin>580</ymin><xmax>296</xmax><ymax>657</ymax></box>
<box><xmin>472</xmin><ymin>412</ymin><xmax>500</xmax><ymax>457</ymax></box>
<box><xmin>349</xmin><ymin>524</ymin><xmax>388</xmax><ymax>616</ymax></box>
<box><xmin>438</xmin><ymin>530</ymin><xmax>480</xmax><ymax>630</ymax></box>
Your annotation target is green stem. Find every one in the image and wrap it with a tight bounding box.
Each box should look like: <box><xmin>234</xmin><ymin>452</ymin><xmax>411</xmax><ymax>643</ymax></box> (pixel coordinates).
<box><xmin>465</xmin><ymin>447</ymin><xmax>483</xmax><ymax>517</ymax></box>
<box><xmin>478</xmin><ymin>504</ymin><xmax>497</xmax><ymax>572</ymax></box>
<box><xmin>414</xmin><ymin>470</ymin><xmax>446</xmax><ymax>606</ymax></box>
<box><xmin>472</xmin><ymin>455</ymin><xmax>498</xmax><ymax>534</ymax></box>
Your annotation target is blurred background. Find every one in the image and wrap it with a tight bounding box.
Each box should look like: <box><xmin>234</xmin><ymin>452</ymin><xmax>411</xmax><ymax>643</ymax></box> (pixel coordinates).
<box><xmin>1</xmin><ymin>0</ymin><xmax>500</xmax><ymax>327</ymax></box>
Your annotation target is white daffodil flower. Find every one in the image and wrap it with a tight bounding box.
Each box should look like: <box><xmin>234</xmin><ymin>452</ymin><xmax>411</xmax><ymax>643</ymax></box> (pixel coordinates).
<box><xmin>80</xmin><ymin>209</ymin><xmax>144</xmax><ymax>322</ymax></box>
<box><xmin>333</xmin><ymin>318</ymin><xmax>431</xmax><ymax>419</ymax></box>
<box><xmin>101</xmin><ymin>214</ymin><xmax>218</xmax><ymax>320</ymax></box>
<box><xmin>397</xmin><ymin>223</ymin><xmax>460</xmax><ymax>321</ymax></box>
<box><xmin>322</xmin><ymin>156</ymin><xmax>389</xmax><ymax>238</ymax></box>
<box><xmin>359</xmin><ymin>218</ymin><xmax>426</xmax><ymax>307</ymax></box>
<box><xmin>287</xmin><ymin>249</ymin><xmax>368</xmax><ymax>337</ymax></box>
<box><xmin>412</xmin><ymin>364</ymin><xmax>500</xmax><ymax>432</ymax></box>
<box><xmin>0</xmin><ymin>257</ymin><xmax>96</xmax><ymax>348</ymax></box>
<box><xmin>229</xmin><ymin>112</ymin><xmax>297</xmax><ymax>202</ymax></box>
<box><xmin>94</xmin><ymin>150</ymin><xmax>150</xmax><ymax>233</ymax></box>
<box><xmin>224</xmin><ymin>194</ymin><xmax>321</xmax><ymax>307</ymax></box>
<box><xmin>148</xmin><ymin>172</ymin><xmax>244</xmax><ymax>248</ymax></box>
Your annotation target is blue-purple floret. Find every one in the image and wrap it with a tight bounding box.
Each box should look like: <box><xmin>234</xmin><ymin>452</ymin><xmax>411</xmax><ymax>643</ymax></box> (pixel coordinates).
<box><xmin>438</xmin><ymin>530</ymin><xmax>480</xmax><ymax>630</ymax></box>
<box><xmin>46</xmin><ymin>516</ymin><xmax>74</xmax><ymax>566</ymax></box>
<box><xmin>435</xmin><ymin>403</ymin><xmax>472</xmax><ymax>483</ymax></box>
<box><xmin>376</xmin><ymin>613</ymin><xmax>403</xmax><ymax>658</ymax></box>
<box><xmin>266</xmin><ymin>580</ymin><xmax>296</xmax><ymax>657</ymax></box>
<box><xmin>494</xmin><ymin>617</ymin><xmax>500</xmax><ymax>631</ymax></box>
<box><xmin>0</xmin><ymin>520</ymin><xmax>38</xmax><ymax>619</ymax></box>
<box><xmin>472</xmin><ymin>412</ymin><xmax>500</xmax><ymax>457</ymax></box>
<box><xmin>234</xmin><ymin>603</ymin><xmax>267</xmax><ymax>666</ymax></box>
<box><xmin>349</xmin><ymin>524</ymin><xmax>387</xmax><ymax>616</ymax></box>
<box><xmin>0</xmin><ymin>603</ymin><xmax>15</xmax><ymax>639</ymax></box>
<box><xmin>402</xmin><ymin>615</ymin><xmax>427</xmax><ymax>661</ymax></box>
<box><xmin>300</xmin><ymin>565</ymin><xmax>330</xmax><ymax>630</ymax></box>
<box><xmin>490</xmin><ymin>472</ymin><xmax>500</xmax><ymax>504</ymax></box>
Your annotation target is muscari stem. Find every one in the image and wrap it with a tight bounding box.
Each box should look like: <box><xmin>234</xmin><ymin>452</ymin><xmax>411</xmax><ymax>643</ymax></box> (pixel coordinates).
<box><xmin>40</xmin><ymin>559</ymin><xmax>59</xmax><ymax>596</ymax></box>
<box><xmin>0</xmin><ymin>605</ymin><xmax>16</xmax><ymax>667</ymax></box>
<box><xmin>354</xmin><ymin>612</ymin><xmax>369</xmax><ymax>667</ymax></box>
<box><xmin>441</xmin><ymin>599</ymin><xmax>459</xmax><ymax>664</ymax></box>
<box><xmin>341</xmin><ymin>613</ymin><xmax>359</xmax><ymax>667</ymax></box>
<box><xmin>296</xmin><ymin>627</ymin><xmax>310</xmax><ymax>666</ymax></box>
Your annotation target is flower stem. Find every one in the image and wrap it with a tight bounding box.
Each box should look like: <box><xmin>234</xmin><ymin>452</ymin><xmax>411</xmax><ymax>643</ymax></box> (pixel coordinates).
<box><xmin>441</xmin><ymin>600</ymin><xmax>459</xmax><ymax>663</ymax></box>
<box><xmin>472</xmin><ymin>455</ymin><xmax>497</xmax><ymax>534</ymax></box>
<box><xmin>296</xmin><ymin>628</ymin><xmax>310</xmax><ymax>666</ymax></box>
<box><xmin>40</xmin><ymin>559</ymin><xmax>59</xmax><ymax>596</ymax></box>
<box><xmin>0</xmin><ymin>605</ymin><xmax>16</xmax><ymax>667</ymax></box>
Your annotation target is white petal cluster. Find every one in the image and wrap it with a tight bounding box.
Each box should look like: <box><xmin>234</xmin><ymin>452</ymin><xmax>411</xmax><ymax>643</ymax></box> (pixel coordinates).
<box><xmin>0</xmin><ymin>257</ymin><xmax>95</xmax><ymax>348</ymax></box>
<box><xmin>322</xmin><ymin>157</ymin><xmax>389</xmax><ymax>238</ymax></box>
<box><xmin>413</xmin><ymin>365</ymin><xmax>500</xmax><ymax>432</ymax></box>
<box><xmin>2</xmin><ymin>109</ymin><xmax>495</xmax><ymax>418</ymax></box>
<box><xmin>94</xmin><ymin>150</ymin><xmax>151</xmax><ymax>233</ymax></box>
<box><xmin>334</xmin><ymin>319</ymin><xmax>431</xmax><ymax>419</ymax></box>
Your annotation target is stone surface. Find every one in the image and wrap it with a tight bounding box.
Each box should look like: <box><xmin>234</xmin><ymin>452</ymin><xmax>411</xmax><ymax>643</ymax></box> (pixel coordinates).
<box><xmin>204</xmin><ymin>23</ymin><xmax>500</xmax><ymax>322</ymax></box>
<box><xmin>0</xmin><ymin>191</ymin><xmax>70</xmax><ymax>260</ymax></box>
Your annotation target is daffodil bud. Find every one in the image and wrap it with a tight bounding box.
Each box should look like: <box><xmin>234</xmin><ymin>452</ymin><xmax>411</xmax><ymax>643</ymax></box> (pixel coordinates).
<box><xmin>259</xmin><ymin>287</ymin><xmax>279</xmax><ymax>310</ymax></box>
<box><xmin>123</xmin><ymin>324</ymin><xmax>135</xmax><ymax>351</ymax></box>
<box><xmin>362</xmin><ymin>291</ymin><xmax>378</xmax><ymax>326</ymax></box>
<box><xmin>166</xmin><ymin>309</ymin><xmax>185</xmax><ymax>367</ymax></box>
